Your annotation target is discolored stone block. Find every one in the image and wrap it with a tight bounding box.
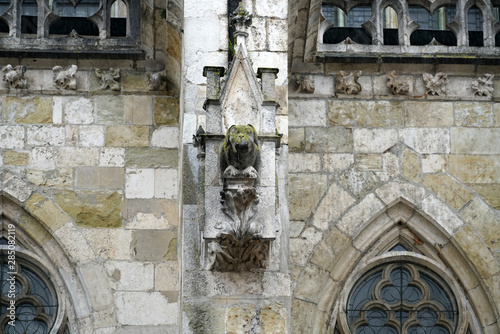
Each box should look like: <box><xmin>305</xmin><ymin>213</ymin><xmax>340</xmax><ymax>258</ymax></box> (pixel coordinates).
<box><xmin>26</xmin><ymin>168</ymin><xmax>73</xmax><ymax>188</ymax></box>
<box><xmin>132</xmin><ymin>230</ymin><xmax>177</xmax><ymax>261</ymax></box>
<box><xmin>455</xmin><ymin>102</ymin><xmax>494</xmax><ymax>127</ymax></box>
<box><xmin>288</xmin><ymin>127</ymin><xmax>305</xmax><ymax>152</ymax></box>
<box><xmin>449</xmin><ymin>155</ymin><xmax>500</xmax><ymax>183</ymax></box>
<box><xmin>461</xmin><ymin>199</ymin><xmax>500</xmax><ymax>251</ymax></box>
<box><xmin>289</xmin><ymin>174</ymin><xmax>327</xmax><ymax>220</ymax></box>
<box><xmin>54</xmin><ymin>190</ymin><xmax>123</xmax><ymax>228</ymax></box>
<box><xmin>469</xmin><ymin>184</ymin><xmax>500</xmax><ymax>210</ymax></box>
<box><xmin>356</xmin><ymin>154</ymin><xmax>382</xmax><ymax>171</ymax></box>
<box><xmin>4</xmin><ymin>150</ymin><xmax>29</xmax><ymax>165</ymax></box>
<box><xmin>105</xmin><ymin>126</ymin><xmax>150</xmax><ymax>147</ymax></box>
<box><xmin>328</xmin><ymin>100</ymin><xmax>403</xmax><ymax>127</ymax></box>
<box><xmin>25</xmin><ymin>193</ymin><xmax>71</xmax><ymax>232</ymax></box>
<box><xmin>76</xmin><ymin>167</ymin><xmax>124</xmax><ymax>189</ymax></box>
<box><xmin>155</xmin><ymin>97</ymin><xmax>179</xmax><ymax>125</ymax></box>
<box><xmin>423</xmin><ymin>174</ymin><xmax>473</xmax><ymax>210</ymax></box>
<box><xmin>451</xmin><ymin>128</ymin><xmax>500</xmax><ymax>154</ymax></box>
<box><xmin>2</xmin><ymin>96</ymin><xmax>52</xmax><ymax>124</ymax></box>
<box><xmin>402</xmin><ymin>149</ymin><xmax>421</xmax><ymax>182</ymax></box>
<box><xmin>304</xmin><ymin>127</ymin><xmax>352</xmax><ymax>153</ymax></box>
<box><xmin>95</xmin><ymin>96</ymin><xmax>125</xmax><ymax>124</ymax></box>
<box><xmin>122</xmin><ymin>72</ymin><xmax>149</xmax><ymax>91</ymax></box>
<box><xmin>125</xmin><ymin>96</ymin><xmax>153</xmax><ymax>125</ymax></box>
<box><xmin>404</xmin><ymin>101</ymin><xmax>453</xmax><ymax>127</ymax></box>
<box><xmin>125</xmin><ymin>148</ymin><xmax>178</xmax><ymax>168</ymax></box>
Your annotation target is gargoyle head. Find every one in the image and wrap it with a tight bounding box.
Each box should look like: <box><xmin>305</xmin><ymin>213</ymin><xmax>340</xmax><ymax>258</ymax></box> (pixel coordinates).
<box><xmin>2</xmin><ymin>65</ymin><xmax>27</xmax><ymax>89</ymax></box>
<box><xmin>220</xmin><ymin>124</ymin><xmax>260</xmax><ymax>178</ymax></box>
<box><xmin>53</xmin><ymin>65</ymin><xmax>78</xmax><ymax>90</ymax></box>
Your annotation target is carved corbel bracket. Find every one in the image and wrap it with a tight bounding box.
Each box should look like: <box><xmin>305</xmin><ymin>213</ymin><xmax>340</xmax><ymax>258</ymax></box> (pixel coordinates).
<box><xmin>294</xmin><ymin>74</ymin><xmax>315</xmax><ymax>94</ymax></box>
<box><xmin>53</xmin><ymin>65</ymin><xmax>78</xmax><ymax>90</ymax></box>
<box><xmin>147</xmin><ymin>69</ymin><xmax>168</xmax><ymax>91</ymax></box>
<box><xmin>423</xmin><ymin>72</ymin><xmax>447</xmax><ymax>96</ymax></box>
<box><xmin>95</xmin><ymin>68</ymin><xmax>120</xmax><ymax>91</ymax></box>
<box><xmin>472</xmin><ymin>74</ymin><xmax>494</xmax><ymax>98</ymax></box>
<box><xmin>2</xmin><ymin>65</ymin><xmax>27</xmax><ymax>89</ymax></box>
<box><xmin>386</xmin><ymin>70</ymin><xmax>409</xmax><ymax>95</ymax></box>
<box><xmin>337</xmin><ymin>71</ymin><xmax>362</xmax><ymax>95</ymax></box>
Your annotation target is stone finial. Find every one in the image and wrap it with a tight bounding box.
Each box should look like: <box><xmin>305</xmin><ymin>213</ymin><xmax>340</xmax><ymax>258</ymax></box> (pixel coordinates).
<box><xmin>147</xmin><ymin>69</ymin><xmax>168</xmax><ymax>91</ymax></box>
<box><xmin>95</xmin><ymin>68</ymin><xmax>120</xmax><ymax>91</ymax></box>
<box><xmin>472</xmin><ymin>74</ymin><xmax>494</xmax><ymax>97</ymax></box>
<box><xmin>423</xmin><ymin>73</ymin><xmax>447</xmax><ymax>96</ymax></box>
<box><xmin>2</xmin><ymin>65</ymin><xmax>27</xmax><ymax>89</ymax></box>
<box><xmin>294</xmin><ymin>74</ymin><xmax>315</xmax><ymax>94</ymax></box>
<box><xmin>337</xmin><ymin>71</ymin><xmax>362</xmax><ymax>95</ymax></box>
<box><xmin>230</xmin><ymin>3</ymin><xmax>252</xmax><ymax>46</ymax></box>
<box><xmin>203</xmin><ymin>66</ymin><xmax>225</xmax><ymax>100</ymax></box>
<box><xmin>386</xmin><ymin>71</ymin><xmax>409</xmax><ymax>95</ymax></box>
<box><xmin>53</xmin><ymin>65</ymin><xmax>78</xmax><ymax>90</ymax></box>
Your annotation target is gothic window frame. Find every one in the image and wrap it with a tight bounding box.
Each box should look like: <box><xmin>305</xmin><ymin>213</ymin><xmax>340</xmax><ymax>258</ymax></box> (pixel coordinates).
<box><xmin>0</xmin><ymin>0</ymin><xmax>142</xmax><ymax>58</ymax></box>
<box><xmin>312</xmin><ymin>0</ymin><xmax>500</xmax><ymax>64</ymax></box>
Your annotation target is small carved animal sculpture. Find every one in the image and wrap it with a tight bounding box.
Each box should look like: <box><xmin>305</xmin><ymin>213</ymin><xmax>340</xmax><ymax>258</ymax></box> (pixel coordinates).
<box><xmin>53</xmin><ymin>65</ymin><xmax>78</xmax><ymax>90</ymax></box>
<box><xmin>2</xmin><ymin>65</ymin><xmax>27</xmax><ymax>89</ymax></box>
<box><xmin>337</xmin><ymin>70</ymin><xmax>362</xmax><ymax>95</ymax></box>
<box><xmin>386</xmin><ymin>70</ymin><xmax>409</xmax><ymax>95</ymax></box>
<box><xmin>294</xmin><ymin>74</ymin><xmax>315</xmax><ymax>94</ymax></box>
<box><xmin>95</xmin><ymin>68</ymin><xmax>120</xmax><ymax>91</ymax></box>
<box><xmin>220</xmin><ymin>125</ymin><xmax>260</xmax><ymax>178</ymax></box>
<box><xmin>423</xmin><ymin>72</ymin><xmax>447</xmax><ymax>96</ymax></box>
<box><xmin>147</xmin><ymin>69</ymin><xmax>168</xmax><ymax>91</ymax></box>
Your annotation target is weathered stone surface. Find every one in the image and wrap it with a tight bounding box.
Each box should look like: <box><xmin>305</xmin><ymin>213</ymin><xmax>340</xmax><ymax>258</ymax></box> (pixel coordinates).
<box><xmin>422</xmin><ymin>154</ymin><xmax>447</xmax><ymax>173</ymax></box>
<box><xmin>95</xmin><ymin>96</ymin><xmax>125</xmax><ymax>124</ymax></box>
<box><xmin>122</xmin><ymin>72</ymin><xmax>149</xmax><ymax>91</ymax></box>
<box><xmin>451</xmin><ymin>128</ymin><xmax>500</xmax><ymax>154</ymax></box>
<box><xmin>404</xmin><ymin>101</ymin><xmax>453</xmax><ymax>127</ymax></box>
<box><xmin>469</xmin><ymin>184</ymin><xmax>500</xmax><ymax>210</ymax></box>
<box><xmin>337</xmin><ymin>193</ymin><xmax>385</xmax><ymax>236</ymax></box>
<box><xmin>125</xmin><ymin>199</ymin><xmax>179</xmax><ymax>229</ymax></box>
<box><xmin>261</xmin><ymin>302</ymin><xmax>287</xmax><ymax>333</ymax></box>
<box><xmin>27</xmin><ymin>125</ymin><xmax>65</xmax><ymax>146</ymax></box>
<box><xmin>105</xmin><ymin>126</ymin><xmax>150</xmax><ymax>147</ymax></box>
<box><xmin>4</xmin><ymin>150</ymin><xmax>29</xmax><ymax>165</ymax></box>
<box><xmin>80</xmin><ymin>262</ymin><xmax>114</xmax><ymax>310</ymax></box>
<box><xmin>356</xmin><ymin>154</ymin><xmax>382</xmax><ymax>171</ymax></box>
<box><xmin>29</xmin><ymin>147</ymin><xmax>54</xmax><ymax>170</ymax></box>
<box><xmin>55</xmin><ymin>147</ymin><xmax>99</xmax><ymax>166</ymax></box>
<box><xmin>53</xmin><ymin>223</ymin><xmax>95</xmax><ymax>264</ymax></box>
<box><xmin>290</xmin><ymin>227</ymin><xmax>323</xmax><ymax>265</ymax></box>
<box><xmin>183</xmin><ymin>303</ymin><xmax>226</xmax><ymax>333</ymax></box>
<box><xmin>311</xmin><ymin>226</ymin><xmax>349</xmax><ymax>269</ymax></box>
<box><xmin>76</xmin><ymin>167</ymin><xmax>124</xmax><ymax>189</ymax></box>
<box><xmin>151</xmin><ymin>127</ymin><xmax>179</xmax><ymax>148</ymax></box>
<box><xmin>26</xmin><ymin>168</ymin><xmax>73</xmax><ymax>188</ymax></box>
<box><xmin>304</xmin><ymin>127</ymin><xmax>352</xmax><ymax>153</ymax></box>
<box><xmin>54</xmin><ymin>190</ymin><xmax>123</xmax><ymax>228</ymax></box>
<box><xmin>453</xmin><ymin>226</ymin><xmax>499</xmax><ymax>279</ymax></box>
<box><xmin>328</xmin><ymin>100</ymin><xmax>403</xmax><ymax>127</ymax></box>
<box><xmin>154</xmin><ymin>169</ymin><xmax>178</xmax><ymax>199</ymax></box>
<box><xmin>354</xmin><ymin>128</ymin><xmax>398</xmax><ymax>153</ymax></box>
<box><xmin>322</xmin><ymin>154</ymin><xmax>354</xmax><ymax>171</ymax></box>
<box><xmin>455</xmin><ymin>102</ymin><xmax>494</xmax><ymax>127</ymax></box>
<box><xmin>82</xmin><ymin>229</ymin><xmax>132</xmax><ymax>260</ymax></box>
<box><xmin>289</xmin><ymin>100</ymin><xmax>326</xmax><ymax>126</ymax></box>
<box><xmin>461</xmin><ymin>199</ymin><xmax>500</xmax><ymax>252</ymax></box>
<box><xmin>125</xmin><ymin>169</ymin><xmax>155</xmax><ymax>199</ymax></box>
<box><xmin>402</xmin><ymin>149</ymin><xmax>422</xmax><ymax>182</ymax></box>
<box><xmin>125</xmin><ymin>96</ymin><xmax>153</xmax><ymax>124</ymax></box>
<box><xmin>423</xmin><ymin>174</ymin><xmax>473</xmax><ymax>210</ymax></box>
<box><xmin>155</xmin><ymin>97</ymin><xmax>179</xmax><ymax>125</ymax></box>
<box><xmin>155</xmin><ymin>261</ymin><xmax>179</xmax><ymax>292</ymax></box>
<box><xmin>420</xmin><ymin>195</ymin><xmax>464</xmax><ymax>234</ymax></box>
<box><xmin>105</xmin><ymin>261</ymin><xmax>154</xmax><ymax>291</ymax></box>
<box><xmin>289</xmin><ymin>174</ymin><xmax>327</xmax><ymax>220</ymax></box>
<box><xmin>79</xmin><ymin>126</ymin><xmax>105</xmax><ymax>147</ymax></box>
<box><xmin>63</xmin><ymin>97</ymin><xmax>94</xmax><ymax>124</ymax></box>
<box><xmin>132</xmin><ymin>230</ymin><xmax>176</xmax><ymax>261</ymax></box>
<box><xmin>375</xmin><ymin>181</ymin><xmax>426</xmax><ymax>206</ymax></box>
<box><xmin>100</xmin><ymin>148</ymin><xmax>125</xmax><ymax>167</ymax></box>
<box><xmin>2</xmin><ymin>96</ymin><xmax>52</xmax><ymax>124</ymax></box>
<box><xmin>115</xmin><ymin>292</ymin><xmax>175</xmax><ymax>326</ymax></box>
<box><xmin>399</xmin><ymin>128</ymin><xmax>450</xmax><ymax>154</ymax></box>
<box><xmin>289</xmin><ymin>153</ymin><xmax>321</xmax><ymax>172</ymax></box>
<box><xmin>226</xmin><ymin>304</ymin><xmax>257</xmax><ymax>333</ymax></box>
<box><xmin>338</xmin><ymin>169</ymin><xmax>380</xmax><ymax>199</ymax></box>
<box><xmin>288</xmin><ymin>127</ymin><xmax>304</xmax><ymax>152</ymax></box>
<box><xmin>449</xmin><ymin>155</ymin><xmax>500</xmax><ymax>183</ymax></box>
<box><xmin>125</xmin><ymin>148</ymin><xmax>178</xmax><ymax>167</ymax></box>
<box><xmin>0</xmin><ymin>126</ymin><xmax>24</xmax><ymax>148</ymax></box>
<box><xmin>291</xmin><ymin>299</ymin><xmax>316</xmax><ymax>333</ymax></box>
<box><xmin>25</xmin><ymin>193</ymin><xmax>71</xmax><ymax>231</ymax></box>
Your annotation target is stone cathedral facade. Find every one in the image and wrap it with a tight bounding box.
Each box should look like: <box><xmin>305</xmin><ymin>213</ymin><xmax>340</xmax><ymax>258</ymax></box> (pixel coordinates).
<box><xmin>0</xmin><ymin>0</ymin><xmax>499</xmax><ymax>333</ymax></box>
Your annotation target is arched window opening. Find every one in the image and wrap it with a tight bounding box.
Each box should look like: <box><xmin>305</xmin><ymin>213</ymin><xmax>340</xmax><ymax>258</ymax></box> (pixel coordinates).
<box><xmin>410</xmin><ymin>5</ymin><xmax>457</xmax><ymax>46</ymax></box>
<box><xmin>347</xmin><ymin>261</ymin><xmax>459</xmax><ymax>334</ymax></box>
<box><xmin>21</xmin><ymin>0</ymin><xmax>37</xmax><ymax>35</ymax></box>
<box><xmin>383</xmin><ymin>6</ymin><xmax>399</xmax><ymax>45</ymax></box>
<box><xmin>49</xmin><ymin>0</ymin><xmax>100</xmax><ymax>36</ymax></box>
<box><xmin>110</xmin><ymin>0</ymin><xmax>127</xmax><ymax>37</ymax></box>
<box><xmin>322</xmin><ymin>5</ymin><xmax>372</xmax><ymax>44</ymax></box>
<box><xmin>468</xmin><ymin>6</ymin><xmax>484</xmax><ymax>46</ymax></box>
<box><xmin>0</xmin><ymin>0</ymin><xmax>8</xmax><ymax>33</ymax></box>
<box><xmin>494</xmin><ymin>5</ymin><xmax>500</xmax><ymax>46</ymax></box>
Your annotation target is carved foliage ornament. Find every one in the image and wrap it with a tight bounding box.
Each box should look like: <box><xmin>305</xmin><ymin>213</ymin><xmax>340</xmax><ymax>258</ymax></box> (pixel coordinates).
<box><xmin>53</xmin><ymin>65</ymin><xmax>78</xmax><ymax>90</ymax></box>
<box><xmin>472</xmin><ymin>74</ymin><xmax>494</xmax><ymax>97</ymax></box>
<box><xmin>294</xmin><ymin>74</ymin><xmax>315</xmax><ymax>94</ymax></box>
<box><xmin>386</xmin><ymin>70</ymin><xmax>409</xmax><ymax>95</ymax></box>
<box><xmin>337</xmin><ymin>71</ymin><xmax>362</xmax><ymax>95</ymax></box>
<box><xmin>2</xmin><ymin>65</ymin><xmax>27</xmax><ymax>89</ymax></box>
<box><xmin>423</xmin><ymin>72</ymin><xmax>447</xmax><ymax>96</ymax></box>
<box><xmin>95</xmin><ymin>68</ymin><xmax>120</xmax><ymax>91</ymax></box>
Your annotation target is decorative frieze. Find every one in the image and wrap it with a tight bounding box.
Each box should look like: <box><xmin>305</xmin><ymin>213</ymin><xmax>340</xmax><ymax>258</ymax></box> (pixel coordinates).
<box><xmin>2</xmin><ymin>65</ymin><xmax>27</xmax><ymax>89</ymax></box>
<box><xmin>337</xmin><ymin>71</ymin><xmax>362</xmax><ymax>95</ymax></box>
<box><xmin>472</xmin><ymin>74</ymin><xmax>494</xmax><ymax>98</ymax></box>
<box><xmin>294</xmin><ymin>74</ymin><xmax>315</xmax><ymax>94</ymax></box>
<box><xmin>53</xmin><ymin>65</ymin><xmax>78</xmax><ymax>90</ymax></box>
<box><xmin>386</xmin><ymin>71</ymin><xmax>409</xmax><ymax>95</ymax></box>
<box><xmin>95</xmin><ymin>68</ymin><xmax>121</xmax><ymax>91</ymax></box>
<box><xmin>423</xmin><ymin>73</ymin><xmax>447</xmax><ymax>96</ymax></box>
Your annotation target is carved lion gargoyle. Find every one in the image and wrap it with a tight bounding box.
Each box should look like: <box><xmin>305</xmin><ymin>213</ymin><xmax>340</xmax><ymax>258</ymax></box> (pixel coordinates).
<box><xmin>53</xmin><ymin>65</ymin><xmax>78</xmax><ymax>90</ymax></box>
<box><xmin>337</xmin><ymin>70</ymin><xmax>362</xmax><ymax>95</ymax></box>
<box><xmin>95</xmin><ymin>68</ymin><xmax>120</xmax><ymax>91</ymax></box>
<box><xmin>2</xmin><ymin>65</ymin><xmax>27</xmax><ymax>89</ymax></box>
<box><xmin>220</xmin><ymin>124</ymin><xmax>260</xmax><ymax>179</ymax></box>
<box><xmin>147</xmin><ymin>69</ymin><xmax>168</xmax><ymax>91</ymax></box>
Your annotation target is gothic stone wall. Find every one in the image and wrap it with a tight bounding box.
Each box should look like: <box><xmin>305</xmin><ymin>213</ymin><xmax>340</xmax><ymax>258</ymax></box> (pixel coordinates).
<box><xmin>288</xmin><ymin>62</ymin><xmax>500</xmax><ymax>332</ymax></box>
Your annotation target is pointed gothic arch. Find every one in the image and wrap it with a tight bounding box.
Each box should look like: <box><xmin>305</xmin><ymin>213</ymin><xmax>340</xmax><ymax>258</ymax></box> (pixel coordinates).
<box><xmin>291</xmin><ymin>181</ymin><xmax>499</xmax><ymax>333</ymax></box>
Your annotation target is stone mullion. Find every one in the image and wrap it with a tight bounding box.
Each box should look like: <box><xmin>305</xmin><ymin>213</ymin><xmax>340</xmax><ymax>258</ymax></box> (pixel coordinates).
<box><xmin>449</xmin><ymin>0</ymin><xmax>469</xmax><ymax>46</ymax></box>
<box><xmin>38</xmin><ymin>0</ymin><xmax>50</xmax><ymax>38</ymax></box>
<box><xmin>481</xmin><ymin>0</ymin><xmax>496</xmax><ymax>46</ymax></box>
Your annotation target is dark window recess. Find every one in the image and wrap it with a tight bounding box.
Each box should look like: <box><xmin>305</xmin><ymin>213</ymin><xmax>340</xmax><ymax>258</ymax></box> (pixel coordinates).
<box><xmin>496</xmin><ymin>32</ymin><xmax>500</xmax><ymax>47</ymax></box>
<box><xmin>469</xmin><ymin>31</ymin><xmax>484</xmax><ymax>46</ymax></box>
<box><xmin>21</xmin><ymin>16</ymin><xmax>37</xmax><ymax>34</ymax></box>
<box><xmin>383</xmin><ymin>28</ymin><xmax>399</xmax><ymax>45</ymax></box>
<box><xmin>228</xmin><ymin>0</ymin><xmax>241</xmax><ymax>62</ymax></box>
<box><xmin>0</xmin><ymin>18</ymin><xmax>8</xmax><ymax>33</ymax></box>
<box><xmin>110</xmin><ymin>17</ymin><xmax>127</xmax><ymax>37</ymax></box>
<box><xmin>49</xmin><ymin>17</ymin><xmax>99</xmax><ymax>36</ymax></box>
<box><xmin>410</xmin><ymin>30</ymin><xmax>457</xmax><ymax>46</ymax></box>
<box><xmin>323</xmin><ymin>27</ymin><xmax>372</xmax><ymax>44</ymax></box>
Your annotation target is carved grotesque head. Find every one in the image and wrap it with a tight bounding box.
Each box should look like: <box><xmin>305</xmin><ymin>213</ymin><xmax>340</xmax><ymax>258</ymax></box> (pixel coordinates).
<box><xmin>53</xmin><ymin>65</ymin><xmax>78</xmax><ymax>90</ymax></box>
<box><xmin>2</xmin><ymin>65</ymin><xmax>26</xmax><ymax>89</ymax></box>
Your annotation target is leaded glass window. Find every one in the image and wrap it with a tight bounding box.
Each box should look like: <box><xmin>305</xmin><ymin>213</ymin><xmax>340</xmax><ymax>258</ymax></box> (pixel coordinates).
<box><xmin>347</xmin><ymin>262</ymin><xmax>459</xmax><ymax>334</ymax></box>
<box><xmin>0</xmin><ymin>254</ymin><xmax>59</xmax><ymax>334</ymax></box>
